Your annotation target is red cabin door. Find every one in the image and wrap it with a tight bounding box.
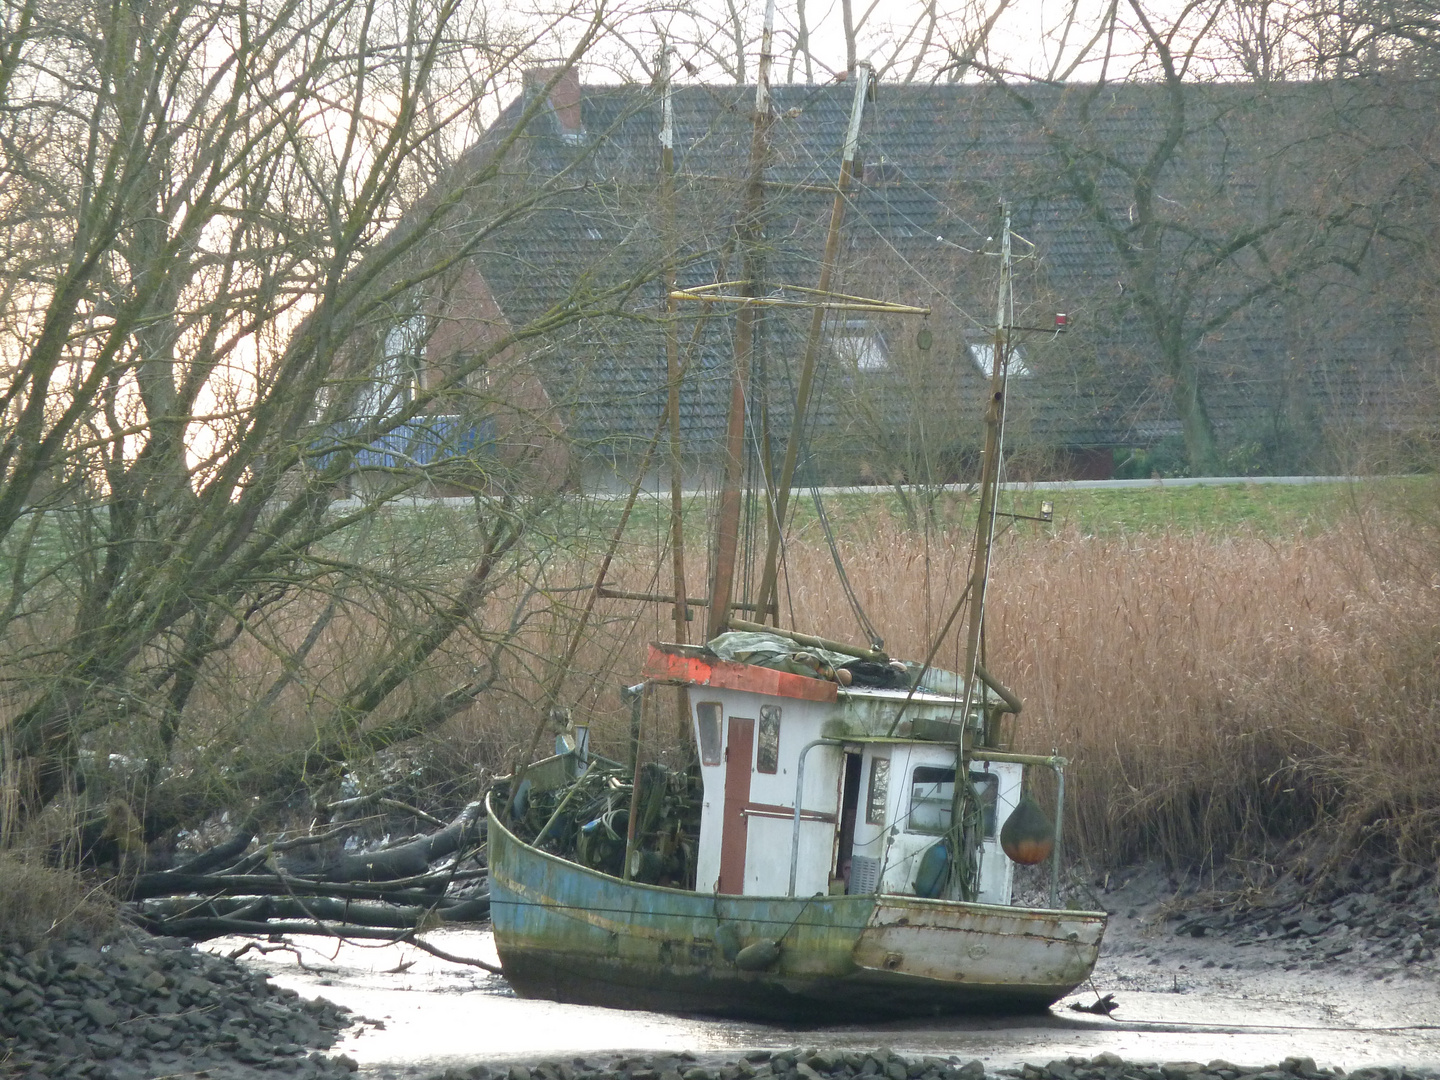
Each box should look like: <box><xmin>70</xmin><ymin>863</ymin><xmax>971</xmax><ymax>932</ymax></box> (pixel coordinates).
<box><xmin>718</xmin><ymin>717</ymin><xmax>754</xmax><ymax>894</ymax></box>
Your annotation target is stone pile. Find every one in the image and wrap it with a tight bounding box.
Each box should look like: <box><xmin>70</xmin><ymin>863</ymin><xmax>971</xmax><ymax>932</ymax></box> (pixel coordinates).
<box><xmin>420</xmin><ymin>1049</ymin><xmax>1437</xmax><ymax>1080</ymax></box>
<box><xmin>1171</xmin><ymin>863</ymin><xmax>1439</xmax><ymax>970</ymax></box>
<box><xmin>0</xmin><ymin>932</ymin><xmax>357</xmax><ymax>1080</ymax></box>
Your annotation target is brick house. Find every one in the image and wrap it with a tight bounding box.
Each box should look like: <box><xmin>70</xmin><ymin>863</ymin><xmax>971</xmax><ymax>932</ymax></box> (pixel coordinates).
<box><xmin>340</xmin><ymin>68</ymin><xmax>1432</xmax><ymax>489</ymax></box>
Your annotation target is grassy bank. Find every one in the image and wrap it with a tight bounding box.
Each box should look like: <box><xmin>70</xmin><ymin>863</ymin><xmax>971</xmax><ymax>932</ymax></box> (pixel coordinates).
<box><xmin>538</xmin><ymin>476</ymin><xmax>1401</xmax><ymax>553</ymax></box>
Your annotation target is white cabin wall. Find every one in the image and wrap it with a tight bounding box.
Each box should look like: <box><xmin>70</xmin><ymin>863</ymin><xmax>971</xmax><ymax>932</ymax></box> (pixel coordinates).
<box><xmin>689</xmin><ymin>689</ymin><xmax>839</xmax><ymax>896</ymax></box>
<box><xmin>876</xmin><ymin>749</ymin><xmax>1026</xmax><ymax>906</ymax></box>
<box><xmin>691</xmin><ymin>697</ymin><xmax>727</xmax><ymax>893</ymax></box>
<box><xmin>740</xmin><ymin>696</ymin><xmax>840</xmax><ymax>896</ymax></box>
<box><xmin>878</xmin><ymin>743</ymin><xmax>938</xmax><ymax>895</ymax></box>
<box><xmin>685</xmin><ymin>683</ymin><xmax>1032</xmax><ymax>904</ymax></box>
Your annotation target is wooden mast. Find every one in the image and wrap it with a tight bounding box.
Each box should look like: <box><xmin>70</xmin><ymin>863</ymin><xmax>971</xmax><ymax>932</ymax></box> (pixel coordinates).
<box><xmin>660</xmin><ymin>45</ymin><xmax>688</xmax><ymax>649</ymax></box>
<box><xmin>705</xmin><ymin>0</ymin><xmax>777</xmax><ymax>642</ymax></box>
<box><xmin>960</xmin><ymin>205</ymin><xmax>1012</xmax><ymax>691</ymax></box>
<box><xmin>660</xmin><ymin>45</ymin><xmax>696</xmax><ymax>756</ymax></box>
<box><xmin>754</xmin><ymin>63</ymin><xmax>872</xmax><ymax>627</ymax></box>
<box><xmin>945</xmin><ymin>205</ymin><xmax>1012</xmax><ymax>897</ymax></box>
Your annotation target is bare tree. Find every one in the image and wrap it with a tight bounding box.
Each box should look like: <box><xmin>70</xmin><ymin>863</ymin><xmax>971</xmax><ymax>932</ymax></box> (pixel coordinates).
<box><xmin>0</xmin><ymin>0</ymin><xmax>671</xmax><ymax>845</ymax></box>
<box><xmin>959</xmin><ymin>0</ymin><xmax>1389</xmax><ymax>474</ymax></box>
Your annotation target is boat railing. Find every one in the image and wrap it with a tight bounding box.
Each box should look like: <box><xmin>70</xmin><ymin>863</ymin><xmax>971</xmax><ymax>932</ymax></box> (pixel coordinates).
<box><xmin>788</xmin><ymin>738</ymin><xmax>844</xmax><ymax>896</ymax></box>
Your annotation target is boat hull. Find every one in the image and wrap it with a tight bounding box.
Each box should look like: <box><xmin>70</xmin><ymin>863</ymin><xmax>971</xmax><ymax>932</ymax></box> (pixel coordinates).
<box><xmin>485</xmin><ymin>795</ymin><xmax>1106</xmax><ymax>1021</ymax></box>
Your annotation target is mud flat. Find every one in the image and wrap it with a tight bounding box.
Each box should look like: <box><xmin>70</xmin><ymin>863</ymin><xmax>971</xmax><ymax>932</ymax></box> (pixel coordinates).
<box><xmin>234</xmin><ymin>862</ymin><xmax>1440</xmax><ymax>1077</ymax></box>
<box><xmin>5</xmin><ymin>862</ymin><xmax>1437</xmax><ymax>1080</ymax></box>
<box><xmin>210</xmin><ymin>875</ymin><xmax>1440</xmax><ymax>1080</ymax></box>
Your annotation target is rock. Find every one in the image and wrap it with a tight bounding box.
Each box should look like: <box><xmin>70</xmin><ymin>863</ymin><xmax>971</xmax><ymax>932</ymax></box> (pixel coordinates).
<box><xmin>82</xmin><ymin>999</ymin><xmax>119</xmax><ymax>1027</ymax></box>
<box><xmin>0</xmin><ymin>929</ymin><xmax>357</xmax><ymax>1079</ymax></box>
<box><xmin>59</xmin><ymin>946</ymin><xmax>104</xmax><ymax>969</ymax></box>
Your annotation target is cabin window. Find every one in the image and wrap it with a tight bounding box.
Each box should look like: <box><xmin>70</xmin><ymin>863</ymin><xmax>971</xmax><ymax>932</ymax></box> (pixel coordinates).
<box><xmin>757</xmin><ymin>705</ymin><xmax>781</xmax><ymax>773</ymax></box>
<box><xmin>696</xmin><ymin>702</ymin><xmax>723</xmax><ymax>766</ymax></box>
<box><xmin>971</xmin><ymin>772</ymin><xmax>1000</xmax><ymax>837</ymax></box>
<box><xmin>865</xmin><ymin>758</ymin><xmax>889</xmax><ymax>825</ymax></box>
<box><xmin>909</xmin><ymin>766</ymin><xmax>953</xmax><ymax>834</ymax></box>
<box><xmin>908</xmin><ymin>767</ymin><xmax>1001</xmax><ymax>837</ymax></box>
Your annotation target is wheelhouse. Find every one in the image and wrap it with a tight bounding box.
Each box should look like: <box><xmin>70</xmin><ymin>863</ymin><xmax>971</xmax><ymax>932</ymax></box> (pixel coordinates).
<box><xmin>644</xmin><ymin>642</ymin><xmax>1057</xmax><ymax>905</ymax></box>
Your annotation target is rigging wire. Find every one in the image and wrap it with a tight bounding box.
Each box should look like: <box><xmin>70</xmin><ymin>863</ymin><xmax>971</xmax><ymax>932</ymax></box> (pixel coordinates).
<box><xmin>770</xmin><ymin>82</ymin><xmax>991</xmax><ymax>329</ymax></box>
<box><xmin>767</xmin><ymin>268</ymin><xmax>884</xmax><ymax>651</ymax></box>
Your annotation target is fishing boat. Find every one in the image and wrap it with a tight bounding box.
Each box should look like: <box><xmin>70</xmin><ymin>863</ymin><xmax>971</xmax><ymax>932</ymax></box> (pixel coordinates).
<box><xmin>485</xmin><ymin>648</ymin><xmax>1106</xmax><ymax>1019</ymax></box>
<box><xmin>485</xmin><ymin>14</ymin><xmax>1106</xmax><ymax>1021</ymax></box>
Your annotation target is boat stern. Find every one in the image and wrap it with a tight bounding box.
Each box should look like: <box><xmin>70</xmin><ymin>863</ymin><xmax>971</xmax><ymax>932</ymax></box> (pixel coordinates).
<box><xmin>850</xmin><ymin>894</ymin><xmax>1107</xmax><ymax>1010</ymax></box>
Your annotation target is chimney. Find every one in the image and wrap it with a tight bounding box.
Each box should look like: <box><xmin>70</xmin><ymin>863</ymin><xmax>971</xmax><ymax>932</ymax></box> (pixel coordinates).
<box><xmin>524</xmin><ymin>65</ymin><xmax>585</xmax><ymax>142</ymax></box>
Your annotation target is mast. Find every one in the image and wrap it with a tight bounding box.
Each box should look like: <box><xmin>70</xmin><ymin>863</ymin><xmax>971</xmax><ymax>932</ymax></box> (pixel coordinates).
<box><xmin>660</xmin><ymin>45</ymin><xmax>695</xmax><ymax>757</ymax></box>
<box><xmin>754</xmin><ymin>63</ymin><xmax>872</xmax><ymax>629</ymax></box>
<box><xmin>960</xmin><ymin>205</ymin><xmax>1011</xmax><ymax>697</ymax></box>
<box><xmin>944</xmin><ymin>205</ymin><xmax>1011</xmax><ymax>897</ymax></box>
<box><xmin>705</xmin><ymin>0</ymin><xmax>777</xmax><ymax>641</ymax></box>
<box><xmin>661</xmin><ymin>44</ymin><xmax>688</xmax><ymax>649</ymax></box>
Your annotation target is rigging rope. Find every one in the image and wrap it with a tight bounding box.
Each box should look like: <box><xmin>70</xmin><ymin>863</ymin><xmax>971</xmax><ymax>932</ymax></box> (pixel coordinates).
<box><xmin>786</xmin><ymin>293</ymin><xmax>885</xmax><ymax>652</ymax></box>
<box><xmin>808</xmin><ymin>479</ymin><xmax>883</xmax><ymax>651</ymax></box>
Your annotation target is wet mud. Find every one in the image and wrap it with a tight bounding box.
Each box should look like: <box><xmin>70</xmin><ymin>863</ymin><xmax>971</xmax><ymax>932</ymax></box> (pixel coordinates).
<box><xmin>208</xmin><ymin>893</ymin><xmax>1440</xmax><ymax>1080</ymax></box>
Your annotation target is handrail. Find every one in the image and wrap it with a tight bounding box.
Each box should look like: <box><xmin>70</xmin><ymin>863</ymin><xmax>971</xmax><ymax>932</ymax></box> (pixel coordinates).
<box><xmin>789</xmin><ymin>738</ymin><xmax>843</xmax><ymax>896</ymax></box>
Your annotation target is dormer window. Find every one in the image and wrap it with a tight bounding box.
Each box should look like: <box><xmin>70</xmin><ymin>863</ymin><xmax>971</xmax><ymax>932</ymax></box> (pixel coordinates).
<box><xmin>968</xmin><ymin>341</ymin><xmax>1032</xmax><ymax>379</ymax></box>
<box><xmin>863</xmin><ymin>158</ymin><xmax>903</xmax><ymax>184</ymax></box>
<box><xmin>833</xmin><ymin>319</ymin><xmax>889</xmax><ymax>372</ymax></box>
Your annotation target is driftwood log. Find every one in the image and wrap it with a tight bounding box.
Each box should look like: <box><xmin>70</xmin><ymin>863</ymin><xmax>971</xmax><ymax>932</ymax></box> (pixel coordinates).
<box><xmin>128</xmin><ymin>801</ymin><xmax>490</xmax><ymax>946</ymax></box>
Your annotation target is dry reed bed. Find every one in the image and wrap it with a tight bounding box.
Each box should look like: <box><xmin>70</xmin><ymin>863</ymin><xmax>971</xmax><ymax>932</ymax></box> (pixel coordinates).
<box><xmin>16</xmin><ymin>510</ymin><xmax>1434</xmax><ymax>879</ymax></box>
<box><xmin>568</xmin><ymin>516</ymin><xmax>1440</xmax><ymax>872</ymax></box>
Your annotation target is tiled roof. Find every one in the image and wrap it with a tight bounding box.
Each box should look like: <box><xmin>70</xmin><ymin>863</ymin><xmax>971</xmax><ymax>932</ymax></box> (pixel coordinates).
<box><xmin>427</xmin><ymin>77</ymin><xmax>1432</xmax><ymax>468</ymax></box>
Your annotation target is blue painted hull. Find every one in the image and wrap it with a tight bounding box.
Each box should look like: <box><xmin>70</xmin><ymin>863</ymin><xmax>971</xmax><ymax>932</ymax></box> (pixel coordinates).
<box><xmin>484</xmin><ymin>794</ymin><xmax>1106</xmax><ymax>1022</ymax></box>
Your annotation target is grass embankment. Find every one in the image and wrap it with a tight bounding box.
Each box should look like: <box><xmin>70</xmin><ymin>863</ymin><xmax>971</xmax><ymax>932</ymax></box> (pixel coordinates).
<box><xmin>492</xmin><ymin>479</ymin><xmax>1440</xmax><ymax>877</ymax></box>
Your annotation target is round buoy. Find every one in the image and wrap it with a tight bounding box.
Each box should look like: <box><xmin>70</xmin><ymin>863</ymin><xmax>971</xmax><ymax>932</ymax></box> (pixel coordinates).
<box><xmin>1000</xmin><ymin>793</ymin><xmax>1055</xmax><ymax>865</ymax></box>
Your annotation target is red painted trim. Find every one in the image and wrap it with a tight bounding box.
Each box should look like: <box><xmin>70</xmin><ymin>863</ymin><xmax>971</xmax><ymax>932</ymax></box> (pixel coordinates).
<box><xmin>643</xmin><ymin>645</ymin><xmax>838</xmax><ymax>703</ymax></box>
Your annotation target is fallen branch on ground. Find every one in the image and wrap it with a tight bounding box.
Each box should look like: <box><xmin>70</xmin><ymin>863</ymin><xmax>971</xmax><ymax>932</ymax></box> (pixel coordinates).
<box><xmin>126</xmin><ymin>802</ymin><xmax>493</xmax><ymax>952</ymax></box>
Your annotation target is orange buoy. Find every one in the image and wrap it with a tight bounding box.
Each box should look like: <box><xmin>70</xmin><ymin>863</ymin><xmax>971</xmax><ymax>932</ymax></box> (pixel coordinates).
<box><xmin>1000</xmin><ymin>793</ymin><xmax>1055</xmax><ymax>865</ymax></box>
